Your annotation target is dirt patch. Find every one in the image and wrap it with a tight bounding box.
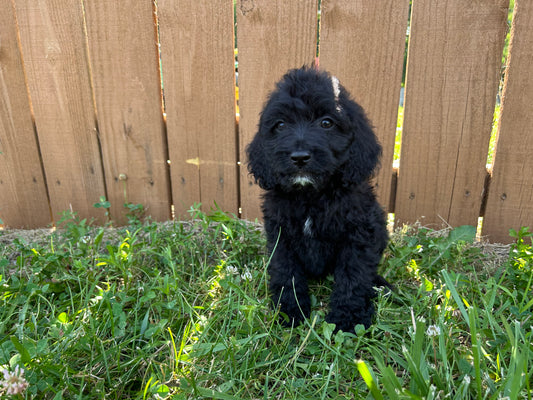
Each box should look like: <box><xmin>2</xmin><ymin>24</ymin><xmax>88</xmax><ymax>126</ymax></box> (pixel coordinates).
<box><xmin>0</xmin><ymin>228</ymin><xmax>56</xmax><ymax>247</ymax></box>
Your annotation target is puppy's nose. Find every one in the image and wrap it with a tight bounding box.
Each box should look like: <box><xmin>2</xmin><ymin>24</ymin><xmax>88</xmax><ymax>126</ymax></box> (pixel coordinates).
<box><xmin>290</xmin><ymin>151</ymin><xmax>311</xmax><ymax>167</ymax></box>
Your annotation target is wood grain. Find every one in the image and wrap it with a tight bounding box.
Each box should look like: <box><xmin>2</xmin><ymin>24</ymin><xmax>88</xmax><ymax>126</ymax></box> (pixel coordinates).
<box><xmin>319</xmin><ymin>0</ymin><xmax>410</xmax><ymax>212</ymax></box>
<box><xmin>395</xmin><ymin>0</ymin><xmax>508</xmax><ymax>228</ymax></box>
<box><xmin>84</xmin><ymin>1</ymin><xmax>171</xmax><ymax>223</ymax></box>
<box><xmin>483</xmin><ymin>1</ymin><xmax>533</xmax><ymax>243</ymax></box>
<box><xmin>158</xmin><ymin>0</ymin><xmax>238</xmax><ymax>217</ymax></box>
<box><xmin>0</xmin><ymin>0</ymin><xmax>50</xmax><ymax>228</ymax></box>
<box><xmin>237</xmin><ymin>0</ymin><xmax>318</xmax><ymax>220</ymax></box>
<box><xmin>13</xmin><ymin>0</ymin><xmax>106</xmax><ymax>223</ymax></box>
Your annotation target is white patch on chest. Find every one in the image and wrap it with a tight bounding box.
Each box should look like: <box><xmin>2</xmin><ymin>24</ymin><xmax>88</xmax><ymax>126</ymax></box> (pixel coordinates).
<box><xmin>303</xmin><ymin>216</ymin><xmax>313</xmax><ymax>236</ymax></box>
<box><xmin>293</xmin><ymin>175</ymin><xmax>314</xmax><ymax>187</ymax></box>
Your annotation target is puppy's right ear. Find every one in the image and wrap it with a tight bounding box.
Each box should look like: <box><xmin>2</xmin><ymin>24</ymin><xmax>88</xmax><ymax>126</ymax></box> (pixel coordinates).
<box><xmin>246</xmin><ymin>133</ymin><xmax>275</xmax><ymax>190</ymax></box>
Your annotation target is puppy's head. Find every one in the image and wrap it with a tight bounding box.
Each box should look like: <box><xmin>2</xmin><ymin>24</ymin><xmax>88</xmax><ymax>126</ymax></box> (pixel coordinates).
<box><xmin>246</xmin><ymin>67</ymin><xmax>381</xmax><ymax>192</ymax></box>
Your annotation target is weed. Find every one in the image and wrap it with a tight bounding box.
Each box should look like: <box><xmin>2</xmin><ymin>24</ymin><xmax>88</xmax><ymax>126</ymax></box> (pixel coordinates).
<box><xmin>93</xmin><ymin>196</ymin><xmax>112</xmax><ymax>222</ymax></box>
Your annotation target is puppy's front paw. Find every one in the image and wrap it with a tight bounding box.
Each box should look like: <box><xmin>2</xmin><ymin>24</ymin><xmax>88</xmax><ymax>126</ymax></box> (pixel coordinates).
<box><xmin>325</xmin><ymin>310</ymin><xmax>371</xmax><ymax>333</ymax></box>
<box><xmin>276</xmin><ymin>298</ymin><xmax>310</xmax><ymax>328</ymax></box>
<box><xmin>278</xmin><ymin>310</ymin><xmax>306</xmax><ymax>328</ymax></box>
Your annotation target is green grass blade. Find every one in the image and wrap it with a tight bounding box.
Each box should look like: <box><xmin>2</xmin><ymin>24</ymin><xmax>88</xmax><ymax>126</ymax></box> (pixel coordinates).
<box><xmin>441</xmin><ymin>270</ymin><xmax>470</xmax><ymax>326</ymax></box>
<box><xmin>370</xmin><ymin>348</ymin><xmax>404</xmax><ymax>397</ymax></box>
<box><xmin>412</xmin><ymin>320</ymin><xmax>426</xmax><ymax>368</ymax></box>
<box><xmin>401</xmin><ymin>344</ymin><xmax>429</xmax><ymax>396</ymax></box>
<box><xmin>381</xmin><ymin>366</ymin><xmax>404</xmax><ymax>397</ymax></box>
<box><xmin>10</xmin><ymin>335</ymin><xmax>31</xmax><ymax>364</ymax></box>
<box><xmin>356</xmin><ymin>359</ymin><xmax>384</xmax><ymax>400</ymax></box>
<box><xmin>505</xmin><ymin>321</ymin><xmax>529</xmax><ymax>399</ymax></box>
<box><xmin>468</xmin><ymin>307</ymin><xmax>483</xmax><ymax>400</ymax></box>
<box><xmin>194</xmin><ymin>386</ymin><xmax>242</xmax><ymax>400</ymax></box>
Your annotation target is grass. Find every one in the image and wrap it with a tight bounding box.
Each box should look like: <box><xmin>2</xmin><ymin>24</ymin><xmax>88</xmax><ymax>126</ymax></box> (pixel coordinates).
<box><xmin>0</xmin><ymin>203</ymin><xmax>532</xmax><ymax>399</ymax></box>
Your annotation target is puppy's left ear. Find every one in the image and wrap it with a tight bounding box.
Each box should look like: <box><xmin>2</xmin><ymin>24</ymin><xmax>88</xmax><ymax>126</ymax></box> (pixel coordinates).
<box><xmin>342</xmin><ymin>101</ymin><xmax>382</xmax><ymax>185</ymax></box>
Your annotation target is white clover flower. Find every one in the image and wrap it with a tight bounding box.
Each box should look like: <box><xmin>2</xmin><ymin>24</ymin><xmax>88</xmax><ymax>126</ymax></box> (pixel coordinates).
<box><xmin>241</xmin><ymin>270</ymin><xmax>253</xmax><ymax>281</ymax></box>
<box><xmin>198</xmin><ymin>315</ymin><xmax>208</xmax><ymax>328</ymax></box>
<box><xmin>80</xmin><ymin>235</ymin><xmax>91</xmax><ymax>244</ymax></box>
<box><xmin>0</xmin><ymin>365</ymin><xmax>29</xmax><ymax>395</ymax></box>
<box><xmin>225</xmin><ymin>265</ymin><xmax>239</xmax><ymax>275</ymax></box>
<box><xmin>426</xmin><ymin>324</ymin><xmax>441</xmax><ymax>337</ymax></box>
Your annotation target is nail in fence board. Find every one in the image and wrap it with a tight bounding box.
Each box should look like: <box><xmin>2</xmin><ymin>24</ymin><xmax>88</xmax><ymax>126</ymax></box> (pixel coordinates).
<box><xmin>14</xmin><ymin>0</ymin><xmax>106</xmax><ymax>223</ymax></box>
<box><xmin>84</xmin><ymin>1</ymin><xmax>171</xmax><ymax>223</ymax></box>
<box><xmin>395</xmin><ymin>0</ymin><xmax>508</xmax><ymax>228</ymax></box>
<box><xmin>483</xmin><ymin>1</ymin><xmax>533</xmax><ymax>243</ymax></box>
<box><xmin>237</xmin><ymin>0</ymin><xmax>318</xmax><ymax>220</ymax></box>
<box><xmin>0</xmin><ymin>1</ymin><xmax>51</xmax><ymax>228</ymax></box>
<box><xmin>158</xmin><ymin>0</ymin><xmax>238</xmax><ymax>218</ymax></box>
<box><xmin>319</xmin><ymin>0</ymin><xmax>410</xmax><ymax>213</ymax></box>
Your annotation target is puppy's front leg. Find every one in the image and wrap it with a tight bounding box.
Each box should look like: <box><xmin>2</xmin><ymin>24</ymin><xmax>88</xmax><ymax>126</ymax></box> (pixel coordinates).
<box><xmin>326</xmin><ymin>248</ymin><xmax>379</xmax><ymax>332</ymax></box>
<box><xmin>268</xmin><ymin>243</ymin><xmax>310</xmax><ymax>326</ymax></box>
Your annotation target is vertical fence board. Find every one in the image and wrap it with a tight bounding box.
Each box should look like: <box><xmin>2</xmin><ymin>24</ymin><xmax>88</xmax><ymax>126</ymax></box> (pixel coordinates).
<box><xmin>395</xmin><ymin>0</ymin><xmax>508</xmax><ymax>228</ymax></box>
<box><xmin>158</xmin><ymin>0</ymin><xmax>238</xmax><ymax>217</ymax></box>
<box><xmin>84</xmin><ymin>1</ymin><xmax>171</xmax><ymax>223</ymax></box>
<box><xmin>483</xmin><ymin>1</ymin><xmax>533</xmax><ymax>243</ymax></box>
<box><xmin>237</xmin><ymin>0</ymin><xmax>318</xmax><ymax>220</ymax></box>
<box><xmin>3</xmin><ymin>1</ymin><xmax>532</xmax><ymax>239</ymax></box>
<box><xmin>13</xmin><ymin>0</ymin><xmax>106</xmax><ymax>223</ymax></box>
<box><xmin>319</xmin><ymin>0</ymin><xmax>410</xmax><ymax>212</ymax></box>
<box><xmin>0</xmin><ymin>0</ymin><xmax>50</xmax><ymax>228</ymax></box>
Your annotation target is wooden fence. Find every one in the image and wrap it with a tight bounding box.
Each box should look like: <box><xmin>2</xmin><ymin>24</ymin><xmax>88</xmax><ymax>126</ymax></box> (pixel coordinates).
<box><xmin>1</xmin><ymin>0</ymin><xmax>532</xmax><ymax>243</ymax></box>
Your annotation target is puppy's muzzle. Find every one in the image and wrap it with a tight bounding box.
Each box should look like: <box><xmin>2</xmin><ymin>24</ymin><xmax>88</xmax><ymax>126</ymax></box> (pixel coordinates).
<box><xmin>290</xmin><ymin>151</ymin><xmax>311</xmax><ymax>168</ymax></box>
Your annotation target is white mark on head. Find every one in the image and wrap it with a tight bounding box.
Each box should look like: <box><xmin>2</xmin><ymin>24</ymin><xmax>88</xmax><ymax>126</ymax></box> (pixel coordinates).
<box><xmin>304</xmin><ymin>216</ymin><xmax>313</xmax><ymax>236</ymax></box>
<box><xmin>331</xmin><ymin>76</ymin><xmax>340</xmax><ymax>100</ymax></box>
<box><xmin>331</xmin><ymin>75</ymin><xmax>342</xmax><ymax>112</ymax></box>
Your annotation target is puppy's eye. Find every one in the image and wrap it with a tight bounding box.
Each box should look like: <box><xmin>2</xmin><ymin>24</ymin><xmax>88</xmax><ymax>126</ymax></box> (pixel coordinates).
<box><xmin>320</xmin><ymin>118</ymin><xmax>334</xmax><ymax>129</ymax></box>
<box><xmin>273</xmin><ymin>121</ymin><xmax>286</xmax><ymax>132</ymax></box>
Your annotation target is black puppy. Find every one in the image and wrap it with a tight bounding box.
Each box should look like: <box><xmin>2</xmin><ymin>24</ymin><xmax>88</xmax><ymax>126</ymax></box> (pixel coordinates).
<box><xmin>247</xmin><ymin>67</ymin><xmax>389</xmax><ymax>332</ymax></box>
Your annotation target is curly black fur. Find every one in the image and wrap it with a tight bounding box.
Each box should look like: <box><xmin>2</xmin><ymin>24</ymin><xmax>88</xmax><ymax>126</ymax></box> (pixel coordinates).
<box><xmin>246</xmin><ymin>67</ymin><xmax>390</xmax><ymax>332</ymax></box>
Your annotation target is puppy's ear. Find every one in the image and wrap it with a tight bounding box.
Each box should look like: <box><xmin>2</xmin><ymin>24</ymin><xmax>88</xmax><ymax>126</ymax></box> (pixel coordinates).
<box><xmin>246</xmin><ymin>133</ymin><xmax>275</xmax><ymax>190</ymax></box>
<box><xmin>342</xmin><ymin>101</ymin><xmax>382</xmax><ymax>185</ymax></box>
